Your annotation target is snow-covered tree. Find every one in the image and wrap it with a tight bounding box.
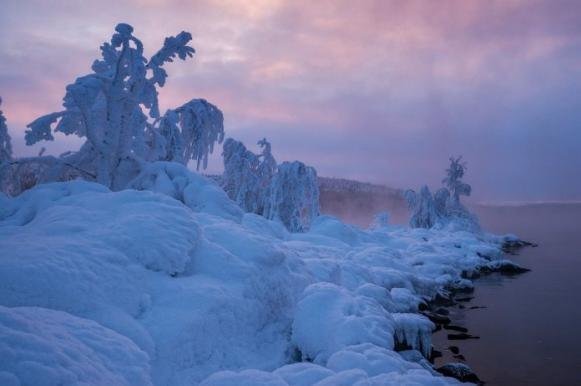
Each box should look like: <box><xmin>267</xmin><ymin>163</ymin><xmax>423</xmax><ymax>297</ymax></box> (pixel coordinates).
<box><xmin>222</xmin><ymin>138</ymin><xmax>261</xmax><ymax>213</ymax></box>
<box><xmin>442</xmin><ymin>156</ymin><xmax>471</xmax><ymax>207</ymax></box>
<box><xmin>16</xmin><ymin>23</ymin><xmax>222</xmax><ymax>192</ymax></box>
<box><xmin>150</xmin><ymin>99</ymin><xmax>224</xmax><ymax>168</ymax></box>
<box><xmin>222</xmin><ymin>138</ymin><xmax>319</xmax><ymax>232</ymax></box>
<box><xmin>264</xmin><ymin>161</ymin><xmax>320</xmax><ymax>232</ymax></box>
<box><xmin>0</xmin><ymin>97</ymin><xmax>12</xmax><ymax>163</ymax></box>
<box><xmin>405</xmin><ymin>186</ymin><xmax>438</xmax><ymax>229</ymax></box>
<box><xmin>433</xmin><ymin>187</ymin><xmax>450</xmax><ymax>218</ymax></box>
<box><xmin>221</xmin><ymin>137</ymin><xmax>279</xmax><ymax>216</ymax></box>
<box><xmin>405</xmin><ymin>157</ymin><xmax>479</xmax><ymax>231</ymax></box>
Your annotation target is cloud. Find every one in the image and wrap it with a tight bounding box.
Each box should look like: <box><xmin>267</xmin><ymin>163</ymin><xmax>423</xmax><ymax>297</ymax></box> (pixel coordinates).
<box><xmin>0</xmin><ymin>0</ymin><xmax>580</xmax><ymax>200</ymax></box>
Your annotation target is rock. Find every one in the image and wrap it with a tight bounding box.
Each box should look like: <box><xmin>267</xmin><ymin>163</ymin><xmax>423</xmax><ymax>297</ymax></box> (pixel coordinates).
<box><xmin>455</xmin><ymin>296</ymin><xmax>473</xmax><ymax>302</ymax></box>
<box><xmin>469</xmin><ymin>306</ymin><xmax>487</xmax><ymax>310</ymax></box>
<box><xmin>430</xmin><ymin>349</ymin><xmax>443</xmax><ymax>361</ymax></box>
<box><xmin>448</xmin><ymin>333</ymin><xmax>480</xmax><ymax>340</ymax></box>
<box><xmin>421</xmin><ymin>311</ymin><xmax>451</xmax><ymax>325</ymax></box>
<box><xmin>453</xmin><ymin>354</ymin><xmax>466</xmax><ymax>361</ymax></box>
<box><xmin>437</xmin><ymin>363</ymin><xmax>481</xmax><ymax>383</ymax></box>
<box><xmin>481</xmin><ymin>260</ymin><xmax>530</xmax><ymax>275</ymax></box>
<box><xmin>502</xmin><ymin>238</ymin><xmax>537</xmax><ymax>254</ymax></box>
<box><xmin>448</xmin><ymin>346</ymin><xmax>459</xmax><ymax>355</ymax></box>
<box><xmin>435</xmin><ymin>307</ymin><xmax>449</xmax><ymax>316</ymax></box>
<box><xmin>444</xmin><ymin>325</ymin><xmax>468</xmax><ymax>333</ymax></box>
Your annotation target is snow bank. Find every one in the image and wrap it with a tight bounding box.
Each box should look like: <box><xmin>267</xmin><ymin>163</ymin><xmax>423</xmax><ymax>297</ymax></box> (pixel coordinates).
<box><xmin>0</xmin><ymin>306</ymin><xmax>151</xmax><ymax>386</ymax></box>
<box><xmin>0</xmin><ymin>179</ymin><xmax>516</xmax><ymax>385</ymax></box>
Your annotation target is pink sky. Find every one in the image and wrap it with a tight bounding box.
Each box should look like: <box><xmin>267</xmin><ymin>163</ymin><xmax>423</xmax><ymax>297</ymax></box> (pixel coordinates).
<box><xmin>1</xmin><ymin>0</ymin><xmax>580</xmax><ymax>200</ymax></box>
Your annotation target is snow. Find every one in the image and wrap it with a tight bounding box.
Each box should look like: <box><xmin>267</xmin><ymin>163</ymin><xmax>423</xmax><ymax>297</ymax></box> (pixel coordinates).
<box><xmin>0</xmin><ymin>176</ymin><xmax>517</xmax><ymax>385</ymax></box>
<box><xmin>0</xmin><ymin>306</ymin><xmax>151</xmax><ymax>386</ymax></box>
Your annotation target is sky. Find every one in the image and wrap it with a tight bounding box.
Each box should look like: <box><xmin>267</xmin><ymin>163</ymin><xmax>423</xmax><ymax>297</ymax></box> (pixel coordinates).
<box><xmin>1</xmin><ymin>0</ymin><xmax>580</xmax><ymax>202</ymax></box>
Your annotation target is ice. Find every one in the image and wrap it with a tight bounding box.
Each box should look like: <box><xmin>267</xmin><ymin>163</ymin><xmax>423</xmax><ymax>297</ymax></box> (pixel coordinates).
<box><xmin>393</xmin><ymin>313</ymin><xmax>435</xmax><ymax>358</ymax></box>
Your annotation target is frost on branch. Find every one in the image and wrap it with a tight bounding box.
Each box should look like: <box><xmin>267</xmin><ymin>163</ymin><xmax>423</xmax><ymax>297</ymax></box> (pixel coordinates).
<box><xmin>264</xmin><ymin>161</ymin><xmax>320</xmax><ymax>233</ymax></box>
<box><xmin>0</xmin><ymin>97</ymin><xmax>12</xmax><ymax>163</ymax></box>
<box><xmin>11</xmin><ymin>23</ymin><xmax>221</xmax><ymax>193</ymax></box>
<box><xmin>152</xmin><ymin>99</ymin><xmax>224</xmax><ymax>169</ymax></box>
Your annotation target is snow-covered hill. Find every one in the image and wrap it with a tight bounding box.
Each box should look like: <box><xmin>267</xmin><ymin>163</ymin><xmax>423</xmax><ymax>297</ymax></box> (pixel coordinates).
<box><xmin>0</xmin><ymin>174</ymin><xmax>520</xmax><ymax>385</ymax></box>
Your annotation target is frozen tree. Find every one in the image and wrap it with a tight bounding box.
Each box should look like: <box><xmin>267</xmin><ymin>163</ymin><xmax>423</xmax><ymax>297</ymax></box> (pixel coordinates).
<box><xmin>18</xmin><ymin>23</ymin><xmax>222</xmax><ymax>192</ymax></box>
<box><xmin>150</xmin><ymin>99</ymin><xmax>224</xmax><ymax>168</ymax></box>
<box><xmin>222</xmin><ymin>138</ymin><xmax>319</xmax><ymax>232</ymax></box>
<box><xmin>264</xmin><ymin>161</ymin><xmax>320</xmax><ymax>232</ymax></box>
<box><xmin>441</xmin><ymin>156</ymin><xmax>479</xmax><ymax>230</ymax></box>
<box><xmin>222</xmin><ymin>138</ymin><xmax>261</xmax><ymax>213</ymax></box>
<box><xmin>442</xmin><ymin>156</ymin><xmax>471</xmax><ymax>207</ymax></box>
<box><xmin>433</xmin><ymin>187</ymin><xmax>450</xmax><ymax>218</ymax></box>
<box><xmin>0</xmin><ymin>97</ymin><xmax>12</xmax><ymax>163</ymax></box>
<box><xmin>405</xmin><ymin>186</ymin><xmax>437</xmax><ymax>229</ymax></box>
<box><xmin>221</xmin><ymin>137</ymin><xmax>278</xmax><ymax>215</ymax></box>
<box><xmin>405</xmin><ymin>157</ymin><xmax>480</xmax><ymax>231</ymax></box>
<box><xmin>256</xmin><ymin>138</ymin><xmax>277</xmax><ymax>186</ymax></box>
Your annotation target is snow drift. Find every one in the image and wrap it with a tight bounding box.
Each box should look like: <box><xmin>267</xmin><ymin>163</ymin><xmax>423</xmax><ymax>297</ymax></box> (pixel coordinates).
<box><xmin>0</xmin><ymin>176</ymin><xmax>518</xmax><ymax>385</ymax></box>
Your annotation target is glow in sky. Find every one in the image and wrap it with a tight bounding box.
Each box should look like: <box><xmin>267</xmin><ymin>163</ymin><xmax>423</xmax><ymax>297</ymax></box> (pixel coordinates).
<box><xmin>1</xmin><ymin>0</ymin><xmax>580</xmax><ymax>201</ymax></box>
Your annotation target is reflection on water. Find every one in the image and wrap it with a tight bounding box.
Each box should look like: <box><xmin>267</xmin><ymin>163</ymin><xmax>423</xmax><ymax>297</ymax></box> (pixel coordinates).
<box><xmin>432</xmin><ymin>203</ymin><xmax>581</xmax><ymax>386</ymax></box>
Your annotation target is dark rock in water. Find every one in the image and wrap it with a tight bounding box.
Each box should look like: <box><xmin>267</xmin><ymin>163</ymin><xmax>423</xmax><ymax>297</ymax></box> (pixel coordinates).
<box><xmin>502</xmin><ymin>238</ymin><xmax>537</xmax><ymax>254</ymax></box>
<box><xmin>430</xmin><ymin>349</ymin><xmax>443</xmax><ymax>361</ymax></box>
<box><xmin>481</xmin><ymin>260</ymin><xmax>530</xmax><ymax>275</ymax></box>
<box><xmin>469</xmin><ymin>305</ymin><xmax>487</xmax><ymax>310</ymax></box>
<box><xmin>455</xmin><ymin>296</ymin><xmax>473</xmax><ymax>302</ymax></box>
<box><xmin>435</xmin><ymin>307</ymin><xmax>450</xmax><ymax>316</ymax></box>
<box><xmin>448</xmin><ymin>345</ymin><xmax>460</xmax><ymax>355</ymax></box>
<box><xmin>437</xmin><ymin>363</ymin><xmax>481</xmax><ymax>383</ymax></box>
<box><xmin>453</xmin><ymin>354</ymin><xmax>466</xmax><ymax>361</ymax></box>
<box><xmin>421</xmin><ymin>311</ymin><xmax>451</xmax><ymax>325</ymax></box>
<box><xmin>418</xmin><ymin>302</ymin><xmax>429</xmax><ymax>311</ymax></box>
<box><xmin>458</xmin><ymin>304</ymin><xmax>465</xmax><ymax>309</ymax></box>
<box><xmin>431</xmin><ymin>293</ymin><xmax>456</xmax><ymax>307</ymax></box>
<box><xmin>444</xmin><ymin>325</ymin><xmax>468</xmax><ymax>333</ymax></box>
<box><xmin>448</xmin><ymin>333</ymin><xmax>480</xmax><ymax>340</ymax></box>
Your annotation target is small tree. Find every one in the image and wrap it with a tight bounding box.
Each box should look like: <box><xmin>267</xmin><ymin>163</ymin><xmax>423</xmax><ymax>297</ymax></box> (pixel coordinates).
<box><xmin>443</xmin><ymin>156</ymin><xmax>471</xmax><ymax>206</ymax></box>
<box><xmin>0</xmin><ymin>97</ymin><xmax>12</xmax><ymax>163</ymax></box>
<box><xmin>222</xmin><ymin>138</ymin><xmax>261</xmax><ymax>213</ymax></box>
<box><xmin>264</xmin><ymin>161</ymin><xmax>320</xmax><ymax>232</ymax></box>
<box><xmin>405</xmin><ymin>185</ymin><xmax>437</xmax><ymax>229</ymax></box>
<box><xmin>405</xmin><ymin>156</ymin><xmax>479</xmax><ymax>231</ymax></box>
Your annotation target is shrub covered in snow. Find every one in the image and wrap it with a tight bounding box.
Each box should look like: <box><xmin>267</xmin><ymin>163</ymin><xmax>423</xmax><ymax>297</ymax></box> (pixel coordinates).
<box><xmin>223</xmin><ymin>138</ymin><xmax>319</xmax><ymax>232</ymax></box>
<box><xmin>405</xmin><ymin>157</ymin><xmax>479</xmax><ymax>231</ymax></box>
<box><xmin>264</xmin><ymin>161</ymin><xmax>320</xmax><ymax>232</ymax></box>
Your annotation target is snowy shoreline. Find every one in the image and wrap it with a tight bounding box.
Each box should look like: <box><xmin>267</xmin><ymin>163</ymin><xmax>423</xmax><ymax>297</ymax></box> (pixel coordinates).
<box><xmin>0</xmin><ymin>178</ymin><xmax>528</xmax><ymax>385</ymax></box>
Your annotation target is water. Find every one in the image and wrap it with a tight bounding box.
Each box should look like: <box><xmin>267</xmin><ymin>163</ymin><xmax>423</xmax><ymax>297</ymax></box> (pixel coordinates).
<box><xmin>432</xmin><ymin>203</ymin><xmax>581</xmax><ymax>385</ymax></box>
